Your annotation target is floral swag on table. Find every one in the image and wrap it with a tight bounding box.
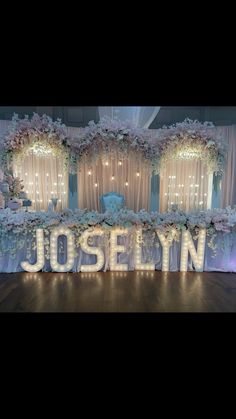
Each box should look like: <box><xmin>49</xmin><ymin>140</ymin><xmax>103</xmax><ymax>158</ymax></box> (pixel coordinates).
<box><xmin>1</xmin><ymin>206</ymin><xmax>236</xmax><ymax>261</ymax></box>
<box><xmin>156</xmin><ymin>119</ymin><xmax>227</xmax><ymax>175</ymax></box>
<box><xmin>0</xmin><ymin>113</ymin><xmax>75</xmax><ymax>173</ymax></box>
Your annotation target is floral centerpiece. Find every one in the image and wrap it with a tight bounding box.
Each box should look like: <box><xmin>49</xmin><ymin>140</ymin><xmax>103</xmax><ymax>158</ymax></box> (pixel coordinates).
<box><xmin>156</xmin><ymin>119</ymin><xmax>227</xmax><ymax>174</ymax></box>
<box><xmin>0</xmin><ymin>113</ymin><xmax>74</xmax><ymax>173</ymax></box>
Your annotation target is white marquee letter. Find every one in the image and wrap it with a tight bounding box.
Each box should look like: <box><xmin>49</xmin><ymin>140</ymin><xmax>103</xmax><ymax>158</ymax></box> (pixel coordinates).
<box><xmin>110</xmin><ymin>228</ymin><xmax>129</xmax><ymax>271</ymax></box>
<box><xmin>80</xmin><ymin>228</ymin><xmax>105</xmax><ymax>272</ymax></box>
<box><xmin>50</xmin><ymin>226</ymin><xmax>75</xmax><ymax>272</ymax></box>
<box><xmin>134</xmin><ymin>228</ymin><xmax>155</xmax><ymax>270</ymax></box>
<box><xmin>156</xmin><ymin>230</ymin><xmax>174</xmax><ymax>272</ymax></box>
<box><xmin>21</xmin><ymin>229</ymin><xmax>45</xmax><ymax>272</ymax></box>
<box><xmin>180</xmin><ymin>229</ymin><xmax>206</xmax><ymax>272</ymax></box>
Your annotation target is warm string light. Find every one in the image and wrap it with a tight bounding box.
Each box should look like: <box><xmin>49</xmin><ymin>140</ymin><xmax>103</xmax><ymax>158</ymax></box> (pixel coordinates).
<box><xmin>50</xmin><ymin>226</ymin><xmax>75</xmax><ymax>272</ymax></box>
<box><xmin>21</xmin><ymin>229</ymin><xmax>45</xmax><ymax>272</ymax></box>
<box><xmin>110</xmin><ymin>228</ymin><xmax>129</xmax><ymax>271</ymax></box>
<box><xmin>180</xmin><ymin>229</ymin><xmax>206</xmax><ymax>272</ymax></box>
<box><xmin>80</xmin><ymin>228</ymin><xmax>105</xmax><ymax>272</ymax></box>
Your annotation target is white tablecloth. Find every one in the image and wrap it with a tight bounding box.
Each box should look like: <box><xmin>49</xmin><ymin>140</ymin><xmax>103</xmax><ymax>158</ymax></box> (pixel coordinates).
<box><xmin>1</xmin><ymin>231</ymin><xmax>236</xmax><ymax>273</ymax></box>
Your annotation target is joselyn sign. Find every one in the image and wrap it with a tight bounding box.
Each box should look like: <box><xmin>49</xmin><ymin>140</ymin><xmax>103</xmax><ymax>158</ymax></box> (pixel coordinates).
<box><xmin>21</xmin><ymin>226</ymin><xmax>206</xmax><ymax>273</ymax></box>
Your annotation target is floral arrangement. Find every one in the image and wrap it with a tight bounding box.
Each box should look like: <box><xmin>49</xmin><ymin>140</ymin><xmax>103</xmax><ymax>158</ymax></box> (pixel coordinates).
<box><xmin>0</xmin><ymin>113</ymin><xmax>73</xmax><ymax>172</ymax></box>
<box><xmin>1</xmin><ymin>173</ymin><xmax>24</xmax><ymax>198</ymax></box>
<box><xmin>156</xmin><ymin>119</ymin><xmax>227</xmax><ymax>174</ymax></box>
<box><xmin>1</xmin><ymin>207</ymin><xmax>236</xmax><ymax>259</ymax></box>
<box><xmin>67</xmin><ymin>117</ymin><xmax>159</xmax><ymax>172</ymax></box>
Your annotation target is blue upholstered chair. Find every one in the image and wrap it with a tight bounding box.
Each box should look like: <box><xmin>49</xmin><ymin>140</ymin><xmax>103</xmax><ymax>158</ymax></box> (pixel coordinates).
<box><xmin>100</xmin><ymin>192</ymin><xmax>125</xmax><ymax>213</ymax></box>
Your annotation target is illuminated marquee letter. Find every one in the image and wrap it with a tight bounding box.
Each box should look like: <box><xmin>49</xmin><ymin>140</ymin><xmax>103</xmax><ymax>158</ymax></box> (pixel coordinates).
<box><xmin>134</xmin><ymin>228</ymin><xmax>155</xmax><ymax>270</ymax></box>
<box><xmin>110</xmin><ymin>228</ymin><xmax>129</xmax><ymax>271</ymax></box>
<box><xmin>21</xmin><ymin>228</ymin><xmax>45</xmax><ymax>272</ymax></box>
<box><xmin>80</xmin><ymin>228</ymin><xmax>105</xmax><ymax>272</ymax></box>
<box><xmin>156</xmin><ymin>230</ymin><xmax>174</xmax><ymax>272</ymax></box>
<box><xmin>50</xmin><ymin>226</ymin><xmax>75</xmax><ymax>272</ymax></box>
<box><xmin>180</xmin><ymin>229</ymin><xmax>206</xmax><ymax>272</ymax></box>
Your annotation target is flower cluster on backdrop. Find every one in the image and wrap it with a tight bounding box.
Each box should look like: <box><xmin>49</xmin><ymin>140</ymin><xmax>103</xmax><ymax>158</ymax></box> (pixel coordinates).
<box><xmin>156</xmin><ymin>119</ymin><xmax>226</xmax><ymax>175</ymax></box>
<box><xmin>0</xmin><ymin>113</ymin><xmax>72</xmax><ymax>172</ymax></box>
<box><xmin>68</xmin><ymin>117</ymin><xmax>159</xmax><ymax>172</ymax></box>
<box><xmin>0</xmin><ymin>115</ymin><xmax>227</xmax><ymax>176</ymax></box>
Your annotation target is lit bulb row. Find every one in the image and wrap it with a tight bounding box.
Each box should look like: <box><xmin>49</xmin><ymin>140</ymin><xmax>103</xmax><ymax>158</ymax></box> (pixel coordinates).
<box><xmin>156</xmin><ymin>231</ymin><xmax>174</xmax><ymax>272</ymax></box>
<box><xmin>109</xmin><ymin>228</ymin><xmax>129</xmax><ymax>271</ymax></box>
<box><xmin>134</xmin><ymin>228</ymin><xmax>155</xmax><ymax>270</ymax></box>
<box><xmin>50</xmin><ymin>226</ymin><xmax>75</xmax><ymax>272</ymax></box>
<box><xmin>21</xmin><ymin>229</ymin><xmax>45</xmax><ymax>272</ymax></box>
<box><xmin>80</xmin><ymin>229</ymin><xmax>105</xmax><ymax>272</ymax></box>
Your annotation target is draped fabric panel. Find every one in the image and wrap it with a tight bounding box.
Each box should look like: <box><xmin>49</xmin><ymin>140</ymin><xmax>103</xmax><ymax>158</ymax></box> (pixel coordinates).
<box><xmin>13</xmin><ymin>154</ymin><xmax>68</xmax><ymax>211</ymax></box>
<box><xmin>0</xmin><ymin>120</ymin><xmax>69</xmax><ymax>211</ymax></box>
<box><xmin>159</xmin><ymin>159</ymin><xmax>212</xmax><ymax>212</ymax></box>
<box><xmin>2</xmin><ymin>120</ymin><xmax>236</xmax><ymax>211</ymax></box>
<box><xmin>98</xmin><ymin>107</ymin><xmax>160</xmax><ymax>128</ymax></box>
<box><xmin>216</xmin><ymin>126</ymin><xmax>236</xmax><ymax>208</ymax></box>
<box><xmin>77</xmin><ymin>150</ymin><xmax>151</xmax><ymax>211</ymax></box>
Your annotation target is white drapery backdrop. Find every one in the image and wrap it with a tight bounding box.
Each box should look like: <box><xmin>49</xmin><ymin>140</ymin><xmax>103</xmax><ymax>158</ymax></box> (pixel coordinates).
<box><xmin>0</xmin><ymin>120</ymin><xmax>69</xmax><ymax>211</ymax></box>
<box><xmin>159</xmin><ymin>159</ymin><xmax>212</xmax><ymax>212</ymax></box>
<box><xmin>216</xmin><ymin>126</ymin><xmax>236</xmax><ymax>208</ymax></box>
<box><xmin>98</xmin><ymin>107</ymin><xmax>160</xmax><ymax>128</ymax></box>
<box><xmin>2</xmin><ymin>119</ymin><xmax>236</xmax><ymax>211</ymax></box>
<box><xmin>77</xmin><ymin>150</ymin><xmax>151</xmax><ymax>211</ymax></box>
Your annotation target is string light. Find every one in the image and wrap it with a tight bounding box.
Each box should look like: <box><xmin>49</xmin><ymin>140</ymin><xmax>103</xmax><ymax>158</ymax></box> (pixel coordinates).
<box><xmin>35</xmin><ymin>173</ymin><xmax>38</xmax><ymax>177</ymax></box>
<box><xmin>25</xmin><ymin>172</ymin><xmax>28</xmax><ymax>176</ymax></box>
<box><xmin>94</xmin><ymin>183</ymin><xmax>98</xmax><ymax>188</ymax></box>
<box><xmin>125</xmin><ymin>181</ymin><xmax>128</xmax><ymax>186</ymax></box>
<box><xmin>180</xmin><ymin>229</ymin><xmax>206</xmax><ymax>272</ymax></box>
<box><xmin>111</xmin><ymin>175</ymin><xmax>115</xmax><ymax>181</ymax></box>
<box><xmin>21</xmin><ymin>229</ymin><xmax>45</xmax><ymax>272</ymax></box>
<box><xmin>88</xmin><ymin>171</ymin><xmax>92</xmax><ymax>176</ymax></box>
<box><xmin>110</xmin><ymin>228</ymin><xmax>128</xmax><ymax>271</ymax></box>
<box><xmin>50</xmin><ymin>226</ymin><xmax>75</xmax><ymax>272</ymax></box>
<box><xmin>136</xmin><ymin>172</ymin><xmax>140</xmax><ymax>177</ymax></box>
<box><xmin>105</xmin><ymin>162</ymin><xmax>109</xmax><ymax>166</ymax></box>
<box><xmin>80</xmin><ymin>228</ymin><xmax>105</xmax><ymax>272</ymax></box>
<box><xmin>46</xmin><ymin>173</ymin><xmax>49</xmax><ymax>177</ymax></box>
<box><xmin>118</xmin><ymin>161</ymin><xmax>122</xmax><ymax>166</ymax></box>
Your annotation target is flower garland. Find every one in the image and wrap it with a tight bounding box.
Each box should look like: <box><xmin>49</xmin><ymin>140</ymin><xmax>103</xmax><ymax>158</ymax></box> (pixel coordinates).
<box><xmin>0</xmin><ymin>113</ymin><xmax>74</xmax><ymax>173</ymax></box>
<box><xmin>67</xmin><ymin>117</ymin><xmax>159</xmax><ymax>172</ymax></box>
<box><xmin>156</xmin><ymin>119</ymin><xmax>226</xmax><ymax>174</ymax></box>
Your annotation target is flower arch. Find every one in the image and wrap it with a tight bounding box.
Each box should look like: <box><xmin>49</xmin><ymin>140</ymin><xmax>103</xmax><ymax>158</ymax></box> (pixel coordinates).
<box><xmin>156</xmin><ymin>119</ymin><xmax>227</xmax><ymax>175</ymax></box>
<box><xmin>68</xmin><ymin>117</ymin><xmax>159</xmax><ymax>172</ymax></box>
<box><xmin>0</xmin><ymin>113</ymin><xmax>72</xmax><ymax>172</ymax></box>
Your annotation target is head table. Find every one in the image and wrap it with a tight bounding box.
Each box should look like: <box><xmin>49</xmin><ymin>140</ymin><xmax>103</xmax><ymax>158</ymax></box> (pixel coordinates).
<box><xmin>0</xmin><ymin>208</ymin><xmax>236</xmax><ymax>273</ymax></box>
